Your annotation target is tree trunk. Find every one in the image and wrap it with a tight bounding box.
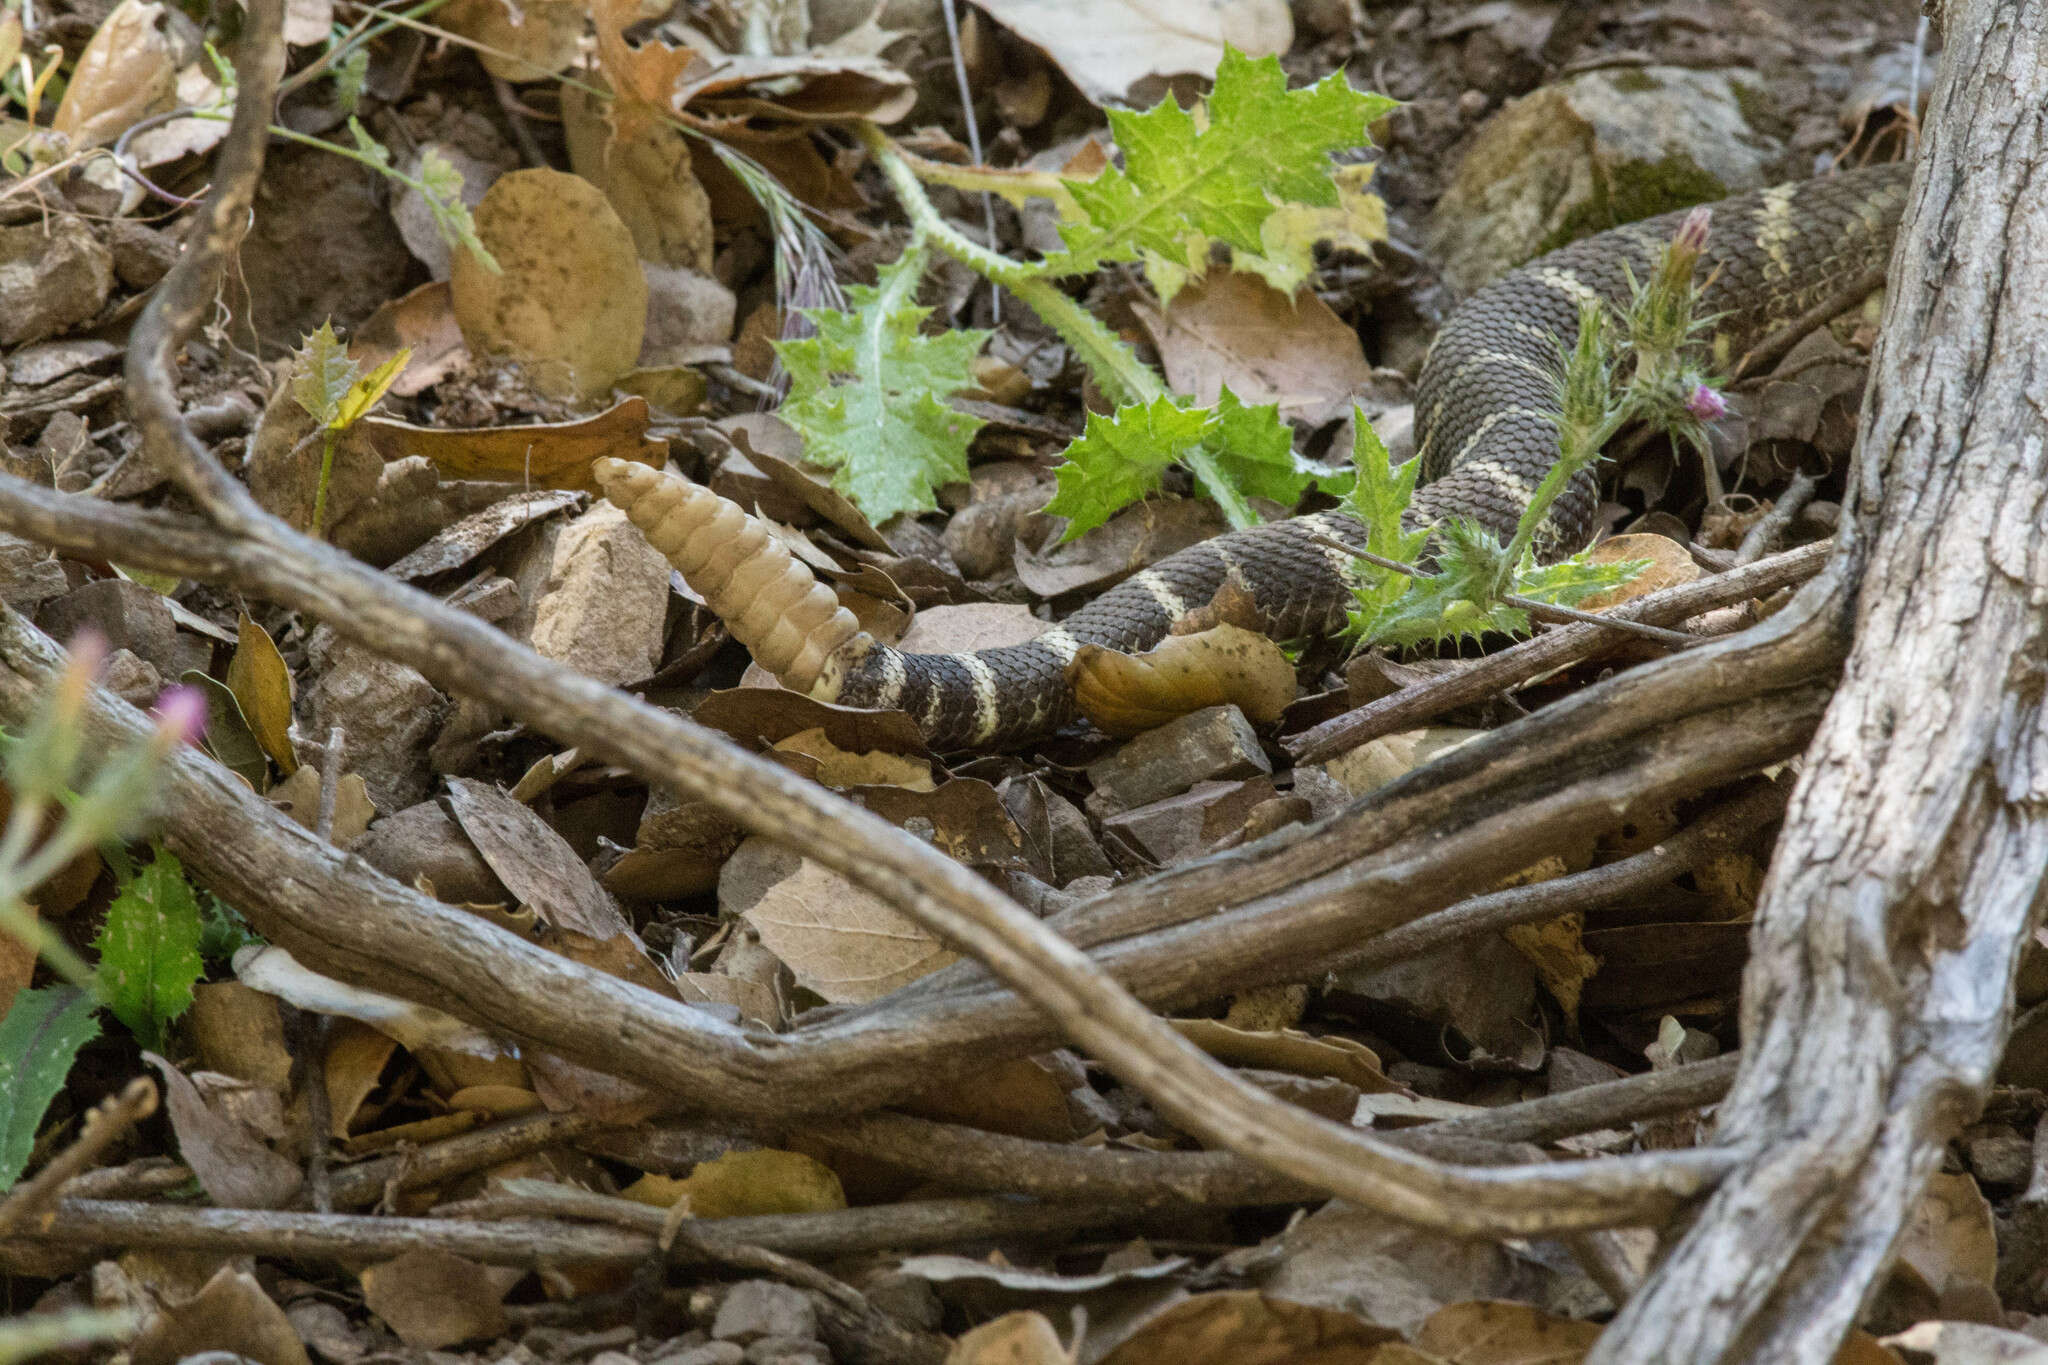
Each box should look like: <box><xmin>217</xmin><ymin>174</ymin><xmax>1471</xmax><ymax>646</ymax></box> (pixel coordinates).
<box><xmin>1590</xmin><ymin>2</ymin><xmax>2048</xmax><ymax>1359</ymax></box>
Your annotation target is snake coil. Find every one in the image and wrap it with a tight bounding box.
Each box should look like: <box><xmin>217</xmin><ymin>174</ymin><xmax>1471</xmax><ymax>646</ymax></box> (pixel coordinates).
<box><xmin>598</xmin><ymin>162</ymin><xmax>1910</xmax><ymax>751</ymax></box>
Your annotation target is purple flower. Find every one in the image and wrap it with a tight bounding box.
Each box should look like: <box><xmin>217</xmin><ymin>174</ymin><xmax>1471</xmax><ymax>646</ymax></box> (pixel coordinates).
<box><xmin>1673</xmin><ymin>206</ymin><xmax>1712</xmax><ymax>256</ymax></box>
<box><xmin>150</xmin><ymin>684</ymin><xmax>209</xmax><ymax>749</ymax></box>
<box><xmin>1686</xmin><ymin>384</ymin><xmax>1728</xmax><ymax>421</ymax></box>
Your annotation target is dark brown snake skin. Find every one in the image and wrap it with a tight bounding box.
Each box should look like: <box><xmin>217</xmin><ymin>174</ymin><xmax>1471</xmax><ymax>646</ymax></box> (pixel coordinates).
<box><xmin>829</xmin><ymin>162</ymin><xmax>1912</xmax><ymax>750</ymax></box>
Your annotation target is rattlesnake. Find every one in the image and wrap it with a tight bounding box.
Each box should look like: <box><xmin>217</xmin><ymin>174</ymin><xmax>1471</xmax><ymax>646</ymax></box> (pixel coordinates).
<box><xmin>595</xmin><ymin>162</ymin><xmax>1909</xmax><ymax>750</ymax></box>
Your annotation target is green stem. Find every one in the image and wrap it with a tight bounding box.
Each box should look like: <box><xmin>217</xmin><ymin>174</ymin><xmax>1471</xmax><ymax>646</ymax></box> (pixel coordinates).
<box><xmin>856</xmin><ymin>123</ymin><xmax>1262</xmax><ymax>530</ymax></box>
<box><xmin>310</xmin><ymin>428</ymin><xmax>337</xmax><ymax>540</ymax></box>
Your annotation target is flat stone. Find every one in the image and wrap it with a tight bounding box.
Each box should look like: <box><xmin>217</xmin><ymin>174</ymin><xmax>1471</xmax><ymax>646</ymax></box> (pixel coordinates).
<box><xmin>302</xmin><ymin>627</ymin><xmax>448</xmax><ymax>812</ymax></box>
<box><xmin>0</xmin><ymin>532</ymin><xmax>69</xmax><ymax>609</ymax></box>
<box><xmin>1100</xmin><ymin>777</ymin><xmax>1278</xmax><ymax>865</ymax></box>
<box><xmin>1426</xmin><ymin>66</ymin><xmax>1784</xmax><ymax>294</ymax></box>
<box><xmin>1084</xmin><ymin>704</ymin><xmax>1271</xmax><ymax>816</ymax></box>
<box><xmin>37</xmin><ymin>578</ymin><xmax>180</xmax><ymax>675</ymax></box>
<box><xmin>711</xmin><ymin>1281</ymin><xmax>816</xmax><ymax>1347</ymax></box>
<box><xmin>353</xmin><ymin>800</ymin><xmax>510</xmax><ymax>900</ymax></box>
<box><xmin>0</xmin><ymin>215</ymin><xmax>113</xmax><ymax>346</ymax></box>
<box><xmin>528</xmin><ymin>501</ymin><xmax>670</xmax><ymax>686</ymax></box>
<box><xmin>651</xmin><ymin>1346</ymin><xmax>743</xmax><ymax>1365</ymax></box>
<box><xmin>105</xmin><ymin>219</ymin><xmax>181</xmax><ymax>290</ymax></box>
<box><xmin>1965</xmin><ymin>1131</ymin><xmax>2033</xmax><ymax>1187</ymax></box>
<box><xmin>741</xmin><ymin>1339</ymin><xmax>828</xmax><ymax>1365</ymax></box>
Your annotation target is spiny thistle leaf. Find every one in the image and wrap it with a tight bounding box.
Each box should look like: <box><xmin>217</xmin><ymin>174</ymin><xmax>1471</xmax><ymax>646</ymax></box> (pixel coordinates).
<box><xmin>1043</xmin><ymin>396</ymin><xmax>1211</xmax><ymax>540</ymax></box>
<box><xmin>1040</xmin><ymin>49</ymin><xmax>1394</xmax><ymax>301</ymax></box>
<box><xmin>775</xmin><ymin>249</ymin><xmax>991</xmax><ymax>524</ymax></box>
<box><xmin>289</xmin><ymin>321</ymin><xmax>359</xmax><ymax>429</ymax></box>
<box><xmin>1201</xmin><ymin>389</ymin><xmax>1315</xmax><ymax>508</ymax></box>
<box><xmin>94</xmin><ymin>846</ymin><xmax>203</xmax><ymax>1054</ymax></box>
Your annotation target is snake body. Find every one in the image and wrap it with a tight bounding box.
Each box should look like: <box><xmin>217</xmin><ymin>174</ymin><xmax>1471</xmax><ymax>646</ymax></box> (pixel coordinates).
<box><xmin>598</xmin><ymin>161</ymin><xmax>1910</xmax><ymax>751</ymax></box>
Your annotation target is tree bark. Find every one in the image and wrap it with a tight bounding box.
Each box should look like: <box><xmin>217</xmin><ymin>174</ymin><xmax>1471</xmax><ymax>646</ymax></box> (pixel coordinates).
<box><xmin>1590</xmin><ymin>2</ymin><xmax>2048</xmax><ymax>1359</ymax></box>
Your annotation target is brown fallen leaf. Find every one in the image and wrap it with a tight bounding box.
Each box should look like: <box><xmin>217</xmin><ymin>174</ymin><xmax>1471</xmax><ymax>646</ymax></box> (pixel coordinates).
<box><xmin>129</xmin><ymin>1264</ymin><xmax>310</xmax><ymax>1365</ymax></box>
<box><xmin>1070</xmin><ymin>624</ymin><xmax>1298</xmax><ymax>736</ymax></box>
<box><xmin>360</xmin><ymin>1249</ymin><xmax>515</xmax><ymax>1349</ymax></box>
<box><xmin>359</xmin><ymin>399</ymin><xmax>664</xmax><ymax>491</ymax></box>
<box><xmin>1894</xmin><ymin>1171</ymin><xmax>1999</xmax><ymax>1302</ymax></box>
<box><xmin>947</xmin><ymin>1311</ymin><xmax>1075</xmax><ymax>1365</ymax></box>
<box><xmin>50</xmin><ymin>0</ymin><xmax>179</xmax><ymax>149</ymax></box>
<box><xmin>901</xmin><ymin>1054</ymin><xmax>1080</xmax><ymax>1143</ymax></box>
<box><xmin>1172</xmin><ymin>1019</ymin><xmax>1398</xmax><ymax>1094</ymax></box>
<box><xmin>1409</xmin><ymin>1299</ymin><xmax>1603</xmax><ymax>1364</ymax></box>
<box><xmin>1133</xmin><ymin>269</ymin><xmax>1376</xmax><ymax>427</ymax></box>
<box><xmin>143</xmin><ymin>1051</ymin><xmax>303</xmax><ymax>1209</ymax></box>
<box><xmin>226</xmin><ymin>612</ymin><xmax>297</xmax><ymax>775</ymax></box>
<box><xmin>732</xmin><ymin>842</ymin><xmax>958</xmax><ymax>1003</ymax></box>
<box><xmin>351</xmin><ymin>282</ymin><xmax>471</xmax><ymax>397</ymax></box>
<box><xmin>629</xmin><ymin>1148</ymin><xmax>848</xmax><ymax>1220</ymax></box>
<box><xmin>563</xmin><ymin>85</ymin><xmax>715</xmax><ymax>272</ymax></box>
<box><xmin>1578</xmin><ymin>532</ymin><xmax>1700</xmax><ymax>610</ymax></box>
<box><xmin>443</xmin><ymin>777</ymin><xmax>631</xmax><ymax>940</ymax></box>
<box><xmin>1096</xmin><ymin>1289</ymin><xmax>1398</xmax><ymax>1365</ymax></box>
<box><xmin>973</xmin><ymin>0</ymin><xmax>1292</xmax><ymax>107</ymax></box>
<box><xmin>449</xmin><ymin>169</ymin><xmax>647</xmax><ymax>401</ymax></box>
<box><xmin>440</xmin><ymin>0</ymin><xmax>581</xmax><ymax>82</ymax></box>
<box><xmin>771</xmin><ymin>726</ymin><xmax>936</xmax><ymax>791</ymax></box>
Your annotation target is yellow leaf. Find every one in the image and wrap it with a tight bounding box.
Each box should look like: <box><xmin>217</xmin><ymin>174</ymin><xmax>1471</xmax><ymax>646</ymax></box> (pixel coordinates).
<box><xmin>670</xmin><ymin>1148</ymin><xmax>846</xmax><ymax>1220</ymax></box>
<box><xmin>1069</xmin><ymin>624</ymin><xmax>1296</xmax><ymax>736</ymax></box>
<box><xmin>620</xmin><ymin>1172</ymin><xmax>692</xmax><ymax>1209</ymax></box>
<box><xmin>225</xmin><ymin>612</ymin><xmax>298</xmax><ymax>775</ymax></box>
<box><xmin>332</xmin><ymin>348</ymin><xmax>411</xmax><ymax>430</ymax></box>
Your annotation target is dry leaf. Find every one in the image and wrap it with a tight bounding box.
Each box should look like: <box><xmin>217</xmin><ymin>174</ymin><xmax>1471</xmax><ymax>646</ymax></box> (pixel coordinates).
<box><xmin>360</xmin><ymin>1250</ymin><xmax>513</xmax><ymax>1348</ymax></box>
<box><xmin>1096</xmin><ymin>1289</ymin><xmax>1396</xmax><ymax>1365</ymax></box>
<box><xmin>947</xmin><ymin>1311</ymin><xmax>1074</xmax><ymax>1365</ymax></box>
<box><xmin>443</xmin><ymin>777</ymin><xmax>631</xmax><ymax>940</ymax></box>
<box><xmin>143</xmin><ymin>1051</ymin><xmax>304</xmax><ymax>1209</ymax></box>
<box><xmin>129</xmin><ymin>1264</ymin><xmax>310</xmax><ymax>1365</ymax></box>
<box><xmin>359</xmin><ymin>398</ymin><xmax>665</xmax><ymax>491</ymax></box>
<box><xmin>973</xmin><ymin>0</ymin><xmax>1291</xmax><ymax>106</ymax></box>
<box><xmin>323</xmin><ymin>1018</ymin><xmax>398</xmax><ymax>1138</ymax></box>
<box><xmin>1410</xmin><ymin>1300</ymin><xmax>1603</xmax><ymax>1363</ymax></box>
<box><xmin>187</xmin><ymin>981</ymin><xmax>294</xmax><ymax>1092</ymax></box>
<box><xmin>1896</xmin><ymin>1171</ymin><xmax>1999</xmax><ymax>1298</ymax></box>
<box><xmin>659</xmin><ymin>1147</ymin><xmax>848</xmax><ymax>1219</ymax></box>
<box><xmin>1578</xmin><ymin>533</ymin><xmax>1700</xmax><ymax>611</ymax></box>
<box><xmin>383</xmin><ymin>490</ymin><xmax>581</xmax><ymax>581</ymax></box>
<box><xmin>440</xmin><ymin>0</ymin><xmax>582</xmax><ymax>82</ymax></box>
<box><xmin>235</xmin><ymin>944</ymin><xmax>510</xmax><ymax>1059</ymax></box>
<box><xmin>674</xmin><ymin>971</ymin><xmax>781</xmax><ymax>1028</ymax></box>
<box><xmin>901</xmin><ymin>1054</ymin><xmax>1079</xmax><ymax>1142</ymax></box>
<box><xmin>1070</xmin><ymin>624</ymin><xmax>1297</xmax><ymax>736</ymax></box>
<box><xmin>351</xmin><ymin>282</ymin><xmax>471</xmax><ymax>397</ymax></box>
<box><xmin>1133</xmin><ymin>271</ymin><xmax>1375</xmax><ymax>427</ymax></box>
<box><xmin>563</xmin><ymin>85</ymin><xmax>716</xmax><ymax>271</ymax></box>
<box><xmin>449</xmin><ymin>169</ymin><xmax>647</xmax><ymax>400</ymax></box>
<box><xmin>771</xmin><ymin>726</ymin><xmax>936</xmax><ymax>791</ymax></box>
<box><xmin>227</xmin><ymin>612</ymin><xmax>298</xmax><ymax>775</ymax></box>
<box><xmin>51</xmin><ymin>0</ymin><xmax>179</xmax><ymax>149</ymax></box>
<box><xmin>268</xmin><ymin>764</ymin><xmax>377</xmax><ymax>845</ymax></box>
<box><xmin>1503</xmin><ymin>913</ymin><xmax>1600</xmax><ymax>1020</ymax></box>
<box><xmin>736</xmin><ymin>847</ymin><xmax>957</xmax><ymax>1003</ymax></box>
<box><xmin>1172</xmin><ymin>1019</ymin><xmax>1397</xmax><ymax>1093</ymax></box>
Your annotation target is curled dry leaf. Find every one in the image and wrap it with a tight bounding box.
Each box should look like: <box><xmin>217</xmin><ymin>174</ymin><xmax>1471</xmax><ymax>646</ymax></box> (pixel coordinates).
<box><xmin>226</xmin><ymin>612</ymin><xmax>297</xmax><ymax>775</ymax></box>
<box><xmin>562</xmin><ymin>85</ymin><xmax>716</xmax><ymax>272</ymax></box>
<box><xmin>1172</xmin><ymin>1018</ymin><xmax>1398</xmax><ymax>1094</ymax></box>
<box><xmin>626</xmin><ymin>1148</ymin><xmax>847</xmax><ymax>1219</ymax></box>
<box><xmin>443</xmin><ymin>777</ymin><xmax>631</xmax><ymax>940</ymax></box>
<box><xmin>51</xmin><ymin>0</ymin><xmax>179</xmax><ymax>149</ymax></box>
<box><xmin>1096</xmin><ymin>1289</ymin><xmax>1397</xmax><ymax>1365</ymax></box>
<box><xmin>360</xmin><ymin>400</ymin><xmax>665</xmax><ymax>492</ymax></box>
<box><xmin>770</xmin><ymin>726</ymin><xmax>936</xmax><ymax>791</ymax></box>
<box><xmin>1070</xmin><ymin>624</ymin><xmax>1297</xmax><ymax>737</ymax></box>
<box><xmin>1577</xmin><ymin>532</ymin><xmax>1700</xmax><ymax>611</ymax></box>
<box><xmin>234</xmin><ymin>945</ymin><xmax>510</xmax><ymax>1059</ymax></box>
<box><xmin>1133</xmin><ymin>270</ymin><xmax>1376</xmax><ymax>427</ymax></box>
<box><xmin>449</xmin><ymin>169</ymin><xmax>647</xmax><ymax>401</ymax></box>
<box><xmin>128</xmin><ymin>1264</ymin><xmax>310</xmax><ymax>1365</ymax></box>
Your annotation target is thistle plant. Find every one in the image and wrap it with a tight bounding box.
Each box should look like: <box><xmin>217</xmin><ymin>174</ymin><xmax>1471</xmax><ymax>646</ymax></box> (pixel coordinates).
<box><xmin>1344</xmin><ymin>207</ymin><xmax>1725</xmax><ymax>650</ymax></box>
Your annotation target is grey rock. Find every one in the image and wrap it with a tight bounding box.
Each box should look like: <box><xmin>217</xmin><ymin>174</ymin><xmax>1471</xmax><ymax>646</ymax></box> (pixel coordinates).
<box><xmin>105</xmin><ymin>219</ymin><xmax>181</xmax><ymax>290</ymax></box>
<box><xmin>1000</xmin><ymin>775</ymin><xmax>1113</xmax><ymax>885</ymax></box>
<box><xmin>38</xmin><ymin>579</ymin><xmax>180</xmax><ymax>675</ymax></box>
<box><xmin>100</xmin><ymin>648</ymin><xmax>165</xmax><ymax>708</ymax></box>
<box><xmin>651</xmin><ymin>1345</ymin><xmax>743</xmax><ymax>1365</ymax></box>
<box><xmin>858</xmin><ymin>1272</ymin><xmax>941</xmax><ymax>1333</ymax></box>
<box><xmin>0</xmin><ymin>215</ymin><xmax>113</xmax><ymax>345</ymax></box>
<box><xmin>742</xmin><ymin>1338</ymin><xmax>829</xmax><ymax>1365</ymax></box>
<box><xmin>711</xmin><ymin>1282</ymin><xmax>817</xmax><ymax>1346</ymax></box>
<box><xmin>1084</xmin><ymin>705</ymin><xmax>1271</xmax><ymax>816</ymax></box>
<box><xmin>353</xmin><ymin>800</ymin><xmax>509</xmax><ymax>901</ymax></box>
<box><xmin>1426</xmin><ymin>66</ymin><xmax>1784</xmax><ymax>294</ymax></box>
<box><xmin>1099</xmin><ymin>777</ymin><xmax>1279</xmax><ymax>865</ymax></box>
<box><xmin>1966</xmin><ymin>1131</ymin><xmax>2034</xmax><ymax>1187</ymax></box>
<box><xmin>301</xmin><ymin>626</ymin><xmax>448</xmax><ymax>811</ymax></box>
<box><xmin>0</xmin><ymin>532</ymin><xmax>69</xmax><ymax>609</ymax></box>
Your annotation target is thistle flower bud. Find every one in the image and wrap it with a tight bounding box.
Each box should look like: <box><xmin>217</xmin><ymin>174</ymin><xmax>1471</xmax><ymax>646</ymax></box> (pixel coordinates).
<box><xmin>1686</xmin><ymin>384</ymin><xmax>1728</xmax><ymax>421</ymax></box>
<box><xmin>149</xmin><ymin>685</ymin><xmax>209</xmax><ymax>751</ymax></box>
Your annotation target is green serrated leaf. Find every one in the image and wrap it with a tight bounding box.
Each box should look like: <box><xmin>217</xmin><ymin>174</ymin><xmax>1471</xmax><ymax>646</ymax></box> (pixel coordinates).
<box><xmin>332</xmin><ymin>46</ymin><xmax>368</xmax><ymax>112</ymax></box>
<box><xmin>198</xmin><ymin>892</ymin><xmax>262</xmax><ymax>965</ymax></box>
<box><xmin>774</xmin><ymin>248</ymin><xmax>991</xmax><ymax>523</ymax></box>
<box><xmin>94</xmin><ymin>846</ymin><xmax>203</xmax><ymax>1053</ymax></box>
<box><xmin>0</xmin><ymin>985</ymin><xmax>100</xmax><ymax>1189</ymax></box>
<box><xmin>1042</xmin><ymin>49</ymin><xmax>1395</xmax><ymax>300</ymax></box>
<box><xmin>289</xmin><ymin>321</ymin><xmax>360</xmax><ymax>429</ymax></box>
<box><xmin>1199</xmin><ymin>389</ymin><xmax>1314</xmax><ymax>508</ymax></box>
<box><xmin>345</xmin><ymin>114</ymin><xmax>392</xmax><ymax>171</ymax></box>
<box><xmin>1043</xmin><ymin>396</ymin><xmax>1213</xmax><ymax>540</ymax></box>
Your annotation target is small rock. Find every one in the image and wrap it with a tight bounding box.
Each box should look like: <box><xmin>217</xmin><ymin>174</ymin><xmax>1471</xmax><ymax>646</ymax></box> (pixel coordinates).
<box><xmin>1085</xmin><ymin>704</ymin><xmax>1271</xmax><ymax>816</ymax></box>
<box><xmin>527</xmin><ymin>501</ymin><xmax>671</xmax><ymax>686</ymax></box>
<box><xmin>710</xmin><ymin>1282</ymin><xmax>817</xmax><ymax>1346</ymax></box>
<box><xmin>100</xmin><ymin>648</ymin><xmax>165</xmax><ymax>708</ymax></box>
<box><xmin>0</xmin><ymin>215</ymin><xmax>114</xmax><ymax>345</ymax></box>
<box><xmin>1426</xmin><ymin>67</ymin><xmax>1784</xmax><ymax>293</ymax></box>
<box><xmin>641</xmin><ymin>264</ymin><xmax>737</xmax><ymax>366</ymax></box>
<box><xmin>1547</xmin><ymin>1047</ymin><xmax>1627</xmax><ymax>1095</ymax></box>
<box><xmin>1000</xmin><ymin>776</ymin><xmax>1113</xmax><ymax>885</ymax></box>
<box><xmin>301</xmin><ymin>627</ymin><xmax>449</xmax><ymax>812</ymax></box>
<box><xmin>0</xmin><ymin>532</ymin><xmax>69</xmax><ymax>609</ymax></box>
<box><xmin>651</xmin><ymin>1345</ymin><xmax>743</xmax><ymax>1365</ymax></box>
<box><xmin>4</xmin><ymin>338</ymin><xmax>120</xmax><ymax>388</ymax></box>
<box><xmin>105</xmin><ymin>219</ymin><xmax>182</xmax><ymax>290</ymax></box>
<box><xmin>1099</xmin><ymin>777</ymin><xmax>1278</xmax><ymax>864</ymax></box>
<box><xmin>1966</xmin><ymin>1131</ymin><xmax>2034</xmax><ymax>1187</ymax></box>
<box><xmin>353</xmin><ymin>800</ymin><xmax>510</xmax><ymax>900</ymax></box>
<box><xmin>857</xmin><ymin>1273</ymin><xmax>941</xmax><ymax>1332</ymax></box>
<box><xmin>37</xmin><ymin>579</ymin><xmax>180</xmax><ymax>675</ymax></box>
<box><xmin>742</xmin><ymin>1339</ymin><xmax>829</xmax><ymax>1365</ymax></box>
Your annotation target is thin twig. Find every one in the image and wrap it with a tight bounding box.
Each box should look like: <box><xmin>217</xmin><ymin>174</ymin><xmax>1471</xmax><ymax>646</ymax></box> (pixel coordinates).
<box><xmin>1734</xmin><ymin>470</ymin><xmax>1819</xmax><ymax>566</ymax></box>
